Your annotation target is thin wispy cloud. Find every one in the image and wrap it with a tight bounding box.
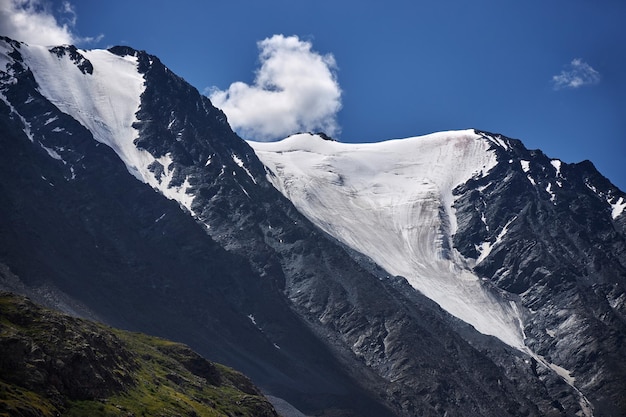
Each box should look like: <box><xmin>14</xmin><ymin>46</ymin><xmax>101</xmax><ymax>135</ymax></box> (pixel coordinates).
<box><xmin>552</xmin><ymin>58</ymin><xmax>600</xmax><ymax>90</ymax></box>
<box><xmin>0</xmin><ymin>0</ymin><xmax>102</xmax><ymax>45</ymax></box>
<box><xmin>208</xmin><ymin>34</ymin><xmax>342</xmax><ymax>141</ymax></box>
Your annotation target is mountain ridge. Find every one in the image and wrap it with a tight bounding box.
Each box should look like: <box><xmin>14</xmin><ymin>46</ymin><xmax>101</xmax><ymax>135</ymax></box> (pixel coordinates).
<box><xmin>1</xmin><ymin>36</ymin><xmax>625</xmax><ymax>416</ymax></box>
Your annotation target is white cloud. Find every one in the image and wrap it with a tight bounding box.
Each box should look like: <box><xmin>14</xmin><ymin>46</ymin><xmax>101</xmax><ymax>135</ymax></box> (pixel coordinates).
<box><xmin>0</xmin><ymin>0</ymin><xmax>102</xmax><ymax>46</ymax></box>
<box><xmin>552</xmin><ymin>58</ymin><xmax>600</xmax><ymax>90</ymax></box>
<box><xmin>209</xmin><ymin>34</ymin><xmax>342</xmax><ymax>141</ymax></box>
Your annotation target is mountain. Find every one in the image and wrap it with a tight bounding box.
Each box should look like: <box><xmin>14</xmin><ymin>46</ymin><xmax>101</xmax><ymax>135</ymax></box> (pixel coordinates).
<box><xmin>250</xmin><ymin>131</ymin><xmax>626</xmax><ymax>415</ymax></box>
<box><xmin>1</xmin><ymin>36</ymin><xmax>625</xmax><ymax>416</ymax></box>
<box><xmin>0</xmin><ymin>291</ymin><xmax>278</xmax><ymax>417</ymax></box>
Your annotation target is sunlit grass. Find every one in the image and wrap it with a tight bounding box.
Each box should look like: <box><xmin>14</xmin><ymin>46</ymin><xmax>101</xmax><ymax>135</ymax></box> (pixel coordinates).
<box><xmin>0</xmin><ymin>293</ymin><xmax>275</xmax><ymax>417</ymax></box>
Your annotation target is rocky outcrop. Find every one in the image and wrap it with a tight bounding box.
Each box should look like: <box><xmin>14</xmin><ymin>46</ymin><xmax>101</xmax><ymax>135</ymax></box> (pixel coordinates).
<box><xmin>454</xmin><ymin>130</ymin><xmax>626</xmax><ymax>416</ymax></box>
<box><xmin>0</xmin><ymin>291</ymin><xmax>278</xmax><ymax>417</ymax></box>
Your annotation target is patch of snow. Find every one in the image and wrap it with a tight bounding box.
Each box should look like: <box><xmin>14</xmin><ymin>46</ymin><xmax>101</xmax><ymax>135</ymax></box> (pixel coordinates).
<box><xmin>585</xmin><ymin>181</ymin><xmax>598</xmax><ymax>194</ymax></box>
<box><xmin>583</xmin><ymin>179</ymin><xmax>622</xmax><ymax>221</ymax></box>
<box><xmin>248</xmin><ymin>314</ymin><xmax>266</xmax><ymax>334</ymax></box>
<box><xmin>546</xmin><ymin>182</ymin><xmax>556</xmax><ymax>203</ymax></box>
<box><xmin>147</xmin><ymin>153</ymin><xmax>195</xmax><ymax>213</ymax></box>
<box><xmin>232</xmin><ymin>154</ymin><xmax>257</xmax><ymax>184</ymax></box>
<box><xmin>480</xmin><ymin>211</ymin><xmax>489</xmax><ymax>231</ymax></box>
<box><xmin>235</xmin><ymin>180</ymin><xmax>251</xmax><ymax>198</ymax></box>
<box><xmin>475</xmin><ymin>241</ymin><xmax>491</xmax><ymax>263</ymax></box>
<box><xmin>551</xmin><ymin>159</ymin><xmax>562</xmax><ymax>177</ymax></box>
<box><xmin>44</xmin><ymin>116</ymin><xmax>58</xmax><ymax>125</ymax></box>
<box><xmin>22</xmin><ymin>119</ymin><xmax>34</xmax><ymax>141</ymax></box>
<box><xmin>520</xmin><ymin>160</ymin><xmax>531</xmax><ymax>173</ymax></box>
<box><xmin>520</xmin><ymin>160</ymin><xmax>536</xmax><ymax>185</ymax></box>
<box><xmin>40</xmin><ymin>175</ymin><xmax>54</xmax><ymax>186</ymax></box>
<box><xmin>476</xmin><ymin>216</ymin><xmax>517</xmax><ymax>265</ymax></box>
<box><xmin>250</xmin><ymin>130</ymin><xmax>527</xmax><ymax>351</ymax></box>
<box><xmin>493</xmin><ymin>136</ymin><xmax>509</xmax><ymax>150</ymax></box>
<box><xmin>175</xmin><ymin>177</ymin><xmax>195</xmax><ymax>212</ymax></box>
<box><xmin>205</xmin><ymin>154</ymin><xmax>213</xmax><ymax>166</ymax></box>
<box><xmin>610</xmin><ymin>196</ymin><xmax>625</xmax><ymax>219</ymax></box>
<box><xmin>483</xmin><ymin>133</ymin><xmax>510</xmax><ymax>150</ymax></box>
<box><xmin>0</xmin><ymin>91</ymin><xmax>34</xmax><ymax>142</ymax></box>
<box><xmin>39</xmin><ymin>143</ymin><xmax>64</xmax><ymax>162</ymax></box>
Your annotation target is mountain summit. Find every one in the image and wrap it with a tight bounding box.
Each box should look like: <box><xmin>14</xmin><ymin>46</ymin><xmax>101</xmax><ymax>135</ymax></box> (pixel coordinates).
<box><xmin>1</xmin><ymin>36</ymin><xmax>625</xmax><ymax>416</ymax></box>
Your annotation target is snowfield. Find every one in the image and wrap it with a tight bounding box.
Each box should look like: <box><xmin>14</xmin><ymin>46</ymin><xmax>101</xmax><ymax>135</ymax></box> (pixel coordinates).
<box><xmin>21</xmin><ymin>46</ymin><xmax>146</xmax><ymax>176</ymax></box>
<box><xmin>18</xmin><ymin>44</ymin><xmax>195</xmax><ymax>212</ymax></box>
<box><xmin>250</xmin><ymin>131</ymin><xmax>528</xmax><ymax>350</ymax></box>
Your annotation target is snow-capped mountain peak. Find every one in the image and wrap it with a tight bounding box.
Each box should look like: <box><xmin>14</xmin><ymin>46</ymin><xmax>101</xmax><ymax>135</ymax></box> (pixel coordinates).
<box><xmin>1</xmin><ymin>39</ymin><xmax>210</xmax><ymax>213</ymax></box>
<box><xmin>250</xmin><ymin>130</ymin><xmax>528</xmax><ymax>349</ymax></box>
<box><xmin>18</xmin><ymin>43</ymin><xmax>146</xmax><ymax>178</ymax></box>
<box><xmin>3</xmin><ymin>36</ymin><xmax>625</xmax><ymax>416</ymax></box>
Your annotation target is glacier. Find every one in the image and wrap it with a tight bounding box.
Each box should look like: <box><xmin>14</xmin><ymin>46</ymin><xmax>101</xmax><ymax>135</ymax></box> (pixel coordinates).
<box><xmin>250</xmin><ymin>131</ymin><xmax>528</xmax><ymax>350</ymax></box>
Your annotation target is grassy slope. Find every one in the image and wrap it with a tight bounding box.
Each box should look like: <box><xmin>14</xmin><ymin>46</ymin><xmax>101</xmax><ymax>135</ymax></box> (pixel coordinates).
<box><xmin>0</xmin><ymin>291</ymin><xmax>278</xmax><ymax>417</ymax></box>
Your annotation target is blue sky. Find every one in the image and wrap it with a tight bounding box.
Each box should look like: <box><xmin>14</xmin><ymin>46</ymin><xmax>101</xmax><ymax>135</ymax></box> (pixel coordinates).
<box><xmin>2</xmin><ymin>0</ymin><xmax>625</xmax><ymax>190</ymax></box>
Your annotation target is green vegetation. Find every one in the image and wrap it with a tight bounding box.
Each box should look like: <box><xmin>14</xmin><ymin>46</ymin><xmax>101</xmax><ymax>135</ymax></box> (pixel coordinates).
<box><xmin>0</xmin><ymin>292</ymin><xmax>277</xmax><ymax>417</ymax></box>
<box><xmin>0</xmin><ymin>381</ymin><xmax>58</xmax><ymax>417</ymax></box>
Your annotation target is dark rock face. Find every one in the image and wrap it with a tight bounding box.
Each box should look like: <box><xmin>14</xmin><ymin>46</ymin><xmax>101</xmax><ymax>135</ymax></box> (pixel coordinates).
<box><xmin>1</xmin><ymin>37</ymin><xmax>625</xmax><ymax>416</ymax></box>
<box><xmin>454</xmin><ymin>130</ymin><xmax>626</xmax><ymax>416</ymax></box>
<box><xmin>48</xmin><ymin>45</ymin><xmax>93</xmax><ymax>74</ymax></box>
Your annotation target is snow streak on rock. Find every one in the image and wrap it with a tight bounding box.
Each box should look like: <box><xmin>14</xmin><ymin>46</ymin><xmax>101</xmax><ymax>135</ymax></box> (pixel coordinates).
<box><xmin>611</xmin><ymin>196</ymin><xmax>625</xmax><ymax>219</ymax></box>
